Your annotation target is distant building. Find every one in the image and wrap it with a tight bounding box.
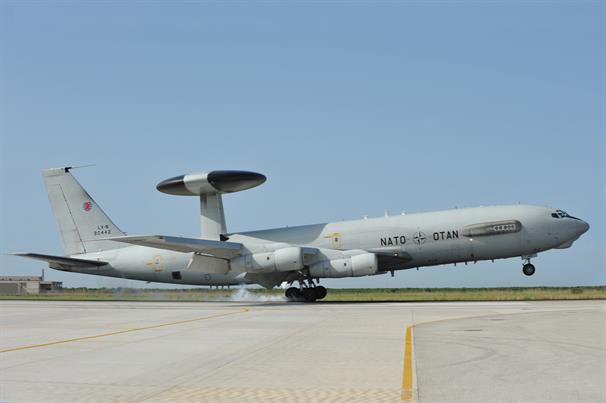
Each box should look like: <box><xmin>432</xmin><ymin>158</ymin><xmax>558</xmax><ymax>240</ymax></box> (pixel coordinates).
<box><xmin>0</xmin><ymin>271</ymin><xmax>62</xmax><ymax>295</ymax></box>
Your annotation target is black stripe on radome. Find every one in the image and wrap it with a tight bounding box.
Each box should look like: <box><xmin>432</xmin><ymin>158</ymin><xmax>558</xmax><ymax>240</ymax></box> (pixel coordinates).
<box><xmin>156</xmin><ymin>175</ymin><xmax>191</xmax><ymax>195</ymax></box>
<box><xmin>207</xmin><ymin>170</ymin><xmax>266</xmax><ymax>193</ymax></box>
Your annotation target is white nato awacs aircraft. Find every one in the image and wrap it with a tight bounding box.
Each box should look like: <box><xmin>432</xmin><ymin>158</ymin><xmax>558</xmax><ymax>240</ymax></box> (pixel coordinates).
<box><xmin>14</xmin><ymin>167</ymin><xmax>589</xmax><ymax>302</ymax></box>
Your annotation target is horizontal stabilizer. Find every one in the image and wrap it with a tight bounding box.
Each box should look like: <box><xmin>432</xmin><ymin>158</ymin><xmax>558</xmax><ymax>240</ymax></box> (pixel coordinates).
<box><xmin>109</xmin><ymin>235</ymin><xmax>243</xmax><ymax>259</ymax></box>
<box><xmin>12</xmin><ymin>253</ymin><xmax>107</xmax><ymax>267</ymax></box>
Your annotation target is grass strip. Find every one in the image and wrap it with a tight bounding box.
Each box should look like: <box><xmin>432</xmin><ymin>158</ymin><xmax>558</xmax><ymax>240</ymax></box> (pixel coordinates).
<box><xmin>1</xmin><ymin>286</ymin><xmax>604</xmax><ymax>302</ymax></box>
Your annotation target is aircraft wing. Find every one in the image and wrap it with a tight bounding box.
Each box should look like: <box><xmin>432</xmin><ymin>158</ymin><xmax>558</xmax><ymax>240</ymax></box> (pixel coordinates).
<box><xmin>11</xmin><ymin>253</ymin><xmax>108</xmax><ymax>267</ymax></box>
<box><xmin>109</xmin><ymin>235</ymin><xmax>243</xmax><ymax>259</ymax></box>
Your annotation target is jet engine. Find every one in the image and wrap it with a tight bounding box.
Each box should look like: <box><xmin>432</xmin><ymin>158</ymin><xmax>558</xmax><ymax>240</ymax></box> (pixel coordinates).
<box><xmin>309</xmin><ymin>253</ymin><xmax>378</xmax><ymax>278</ymax></box>
<box><xmin>230</xmin><ymin>246</ymin><xmax>304</xmax><ymax>273</ymax></box>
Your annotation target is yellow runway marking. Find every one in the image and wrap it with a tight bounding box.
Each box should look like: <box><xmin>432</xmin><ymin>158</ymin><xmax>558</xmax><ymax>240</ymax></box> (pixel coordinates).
<box><xmin>398</xmin><ymin>309</ymin><xmax>564</xmax><ymax>401</ymax></box>
<box><xmin>0</xmin><ymin>307</ymin><xmax>249</xmax><ymax>354</ymax></box>
<box><xmin>401</xmin><ymin>325</ymin><xmax>415</xmax><ymax>401</ymax></box>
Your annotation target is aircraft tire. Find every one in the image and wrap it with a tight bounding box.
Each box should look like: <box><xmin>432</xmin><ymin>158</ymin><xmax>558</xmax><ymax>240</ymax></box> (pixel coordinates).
<box><xmin>314</xmin><ymin>286</ymin><xmax>327</xmax><ymax>300</ymax></box>
<box><xmin>522</xmin><ymin>263</ymin><xmax>535</xmax><ymax>276</ymax></box>
<box><xmin>302</xmin><ymin>288</ymin><xmax>317</xmax><ymax>302</ymax></box>
<box><xmin>285</xmin><ymin>287</ymin><xmax>300</xmax><ymax>301</ymax></box>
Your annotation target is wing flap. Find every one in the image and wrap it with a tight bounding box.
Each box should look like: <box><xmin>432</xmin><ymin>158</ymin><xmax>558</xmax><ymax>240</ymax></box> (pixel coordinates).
<box><xmin>244</xmin><ymin>272</ymin><xmax>292</xmax><ymax>289</ymax></box>
<box><xmin>109</xmin><ymin>235</ymin><xmax>243</xmax><ymax>259</ymax></box>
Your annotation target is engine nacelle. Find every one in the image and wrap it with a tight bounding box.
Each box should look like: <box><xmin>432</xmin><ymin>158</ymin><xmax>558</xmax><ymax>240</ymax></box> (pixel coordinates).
<box><xmin>308</xmin><ymin>253</ymin><xmax>378</xmax><ymax>278</ymax></box>
<box><xmin>156</xmin><ymin>170</ymin><xmax>266</xmax><ymax>196</ymax></box>
<box><xmin>230</xmin><ymin>246</ymin><xmax>304</xmax><ymax>273</ymax></box>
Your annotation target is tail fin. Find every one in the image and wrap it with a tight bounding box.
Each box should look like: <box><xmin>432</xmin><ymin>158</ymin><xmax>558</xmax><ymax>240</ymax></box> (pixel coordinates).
<box><xmin>42</xmin><ymin>167</ymin><xmax>126</xmax><ymax>255</ymax></box>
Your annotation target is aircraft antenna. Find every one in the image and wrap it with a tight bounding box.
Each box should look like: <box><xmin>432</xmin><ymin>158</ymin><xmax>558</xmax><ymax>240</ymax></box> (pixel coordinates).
<box><xmin>156</xmin><ymin>170</ymin><xmax>266</xmax><ymax>239</ymax></box>
<box><xmin>66</xmin><ymin>164</ymin><xmax>96</xmax><ymax>171</ymax></box>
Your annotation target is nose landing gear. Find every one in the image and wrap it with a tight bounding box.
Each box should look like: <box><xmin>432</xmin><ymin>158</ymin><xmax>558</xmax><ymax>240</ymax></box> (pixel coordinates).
<box><xmin>522</xmin><ymin>263</ymin><xmax>535</xmax><ymax>276</ymax></box>
<box><xmin>522</xmin><ymin>256</ymin><xmax>536</xmax><ymax>276</ymax></box>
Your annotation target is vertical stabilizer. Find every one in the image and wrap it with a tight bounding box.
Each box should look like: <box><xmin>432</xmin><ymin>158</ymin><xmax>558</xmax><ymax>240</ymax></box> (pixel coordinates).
<box><xmin>42</xmin><ymin>167</ymin><xmax>126</xmax><ymax>255</ymax></box>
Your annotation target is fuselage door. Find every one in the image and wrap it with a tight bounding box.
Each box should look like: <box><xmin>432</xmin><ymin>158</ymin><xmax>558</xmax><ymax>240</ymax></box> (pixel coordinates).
<box><xmin>331</xmin><ymin>232</ymin><xmax>342</xmax><ymax>249</ymax></box>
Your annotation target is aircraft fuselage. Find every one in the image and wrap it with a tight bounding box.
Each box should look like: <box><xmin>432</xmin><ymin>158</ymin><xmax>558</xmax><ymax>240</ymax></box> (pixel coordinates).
<box><xmin>73</xmin><ymin>204</ymin><xmax>588</xmax><ymax>286</ymax></box>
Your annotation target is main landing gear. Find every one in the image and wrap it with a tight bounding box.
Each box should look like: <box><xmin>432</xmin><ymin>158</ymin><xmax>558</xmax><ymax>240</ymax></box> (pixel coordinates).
<box><xmin>285</xmin><ymin>282</ymin><xmax>327</xmax><ymax>302</ymax></box>
<box><xmin>522</xmin><ymin>256</ymin><xmax>536</xmax><ymax>276</ymax></box>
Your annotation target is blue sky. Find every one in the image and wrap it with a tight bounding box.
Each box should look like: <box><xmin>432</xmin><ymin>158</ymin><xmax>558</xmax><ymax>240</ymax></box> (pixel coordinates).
<box><xmin>1</xmin><ymin>2</ymin><xmax>604</xmax><ymax>288</ymax></box>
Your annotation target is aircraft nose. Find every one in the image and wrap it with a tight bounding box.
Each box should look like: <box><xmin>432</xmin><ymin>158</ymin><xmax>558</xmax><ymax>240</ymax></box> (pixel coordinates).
<box><xmin>576</xmin><ymin>220</ymin><xmax>590</xmax><ymax>236</ymax></box>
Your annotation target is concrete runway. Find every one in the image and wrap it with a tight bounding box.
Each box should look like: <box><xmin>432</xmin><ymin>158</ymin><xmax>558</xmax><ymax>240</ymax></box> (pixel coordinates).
<box><xmin>0</xmin><ymin>300</ymin><xmax>604</xmax><ymax>403</ymax></box>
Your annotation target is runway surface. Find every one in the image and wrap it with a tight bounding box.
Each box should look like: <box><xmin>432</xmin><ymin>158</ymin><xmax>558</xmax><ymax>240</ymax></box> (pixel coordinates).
<box><xmin>0</xmin><ymin>300</ymin><xmax>604</xmax><ymax>402</ymax></box>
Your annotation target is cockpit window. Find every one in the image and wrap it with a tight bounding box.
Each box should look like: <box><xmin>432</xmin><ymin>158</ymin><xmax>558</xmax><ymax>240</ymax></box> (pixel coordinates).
<box><xmin>552</xmin><ymin>210</ymin><xmax>571</xmax><ymax>219</ymax></box>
